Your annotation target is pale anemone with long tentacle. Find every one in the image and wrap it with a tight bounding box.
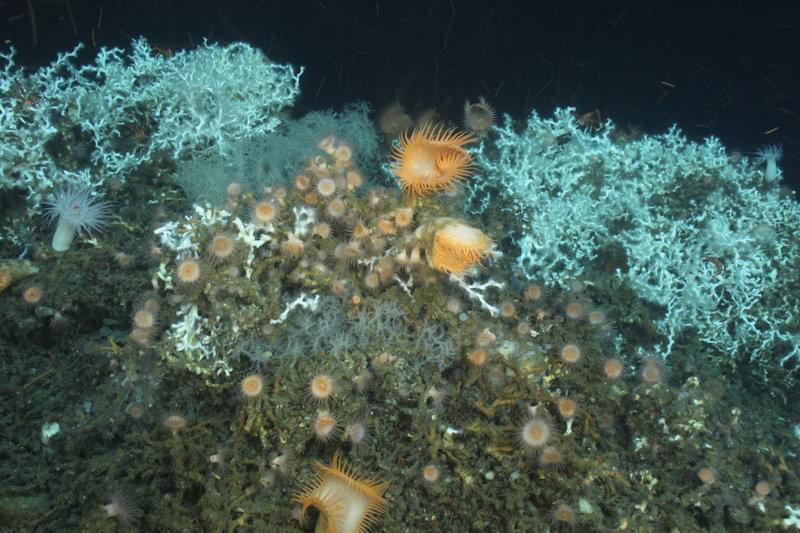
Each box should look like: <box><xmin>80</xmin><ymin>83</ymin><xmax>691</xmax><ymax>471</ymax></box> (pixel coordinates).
<box><xmin>44</xmin><ymin>188</ymin><xmax>110</xmax><ymax>252</ymax></box>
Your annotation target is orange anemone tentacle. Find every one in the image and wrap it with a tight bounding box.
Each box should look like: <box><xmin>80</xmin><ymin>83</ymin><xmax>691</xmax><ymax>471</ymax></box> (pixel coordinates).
<box><xmin>390</xmin><ymin>123</ymin><xmax>476</xmax><ymax>198</ymax></box>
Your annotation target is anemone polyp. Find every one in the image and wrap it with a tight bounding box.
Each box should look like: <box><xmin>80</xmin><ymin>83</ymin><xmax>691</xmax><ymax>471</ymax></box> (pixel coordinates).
<box><xmin>309</xmin><ymin>373</ymin><xmax>336</xmax><ymax>404</ymax></box>
<box><xmin>393</xmin><ymin>208</ymin><xmax>414</xmax><ymax>229</ymax></box>
<box><xmin>603</xmin><ymin>358</ymin><xmax>624</xmax><ymax>380</ymax></box>
<box><xmin>391</xmin><ymin>123</ymin><xmax>475</xmax><ymax>197</ymax></box>
<box><xmin>551</xmin><ymin>503</ymin><xmax>577</xmax><ymax>528</ymax></box>
<box><xmin>280</xmin><ymin>234</ymin><xmax>305</xmax><ymax>258</ymax></box>
<box><xmin>293</xmin><ymin>451</ymin><xmax>389</xmax><ymax>533</ymax></box>
<box><xmin>132</xmin><ymin>308</ymin><xmax>156</xmax><ymax>330</ymax></box>
<box><xmin>22</xmin><ymin>285</ymin><xmax>43</xmax><ymax>305</ymax></box>
<box><xmin>45</xmin><ymin>188</ymin><xmax>110</xmax><ymax>252</ymax></box>
<box><xmin>209</xmin><ymin>234</ymin><xmax>236</xmax><ymax>261</ymax></box>
<box><xmin>317</xmin><ymin>177</ymin><xmax>337</xmax><ymax>197</ymax></box>
<box><xmin>463</xmin><ymin>96</ymin><xmax>496</xmax><ymax>137</ymax></box>
<box><xmin>421</xmin><ymin>464</ymin><xmax>441</xmax><ymax>483</ymax></box>
<box><xmin>163</xmin><ymin>414</ymin><xmax>187</xmax><ymax>436</ymax></box>
<box><xmin>346</xmin><ymin>170</ymin><xmax>363</xmax><ymax>190</ymax></box>
<box><xmin>520</xmin><ymin>417</ymin><xmax>552</xmax><ymax>449</ymax></box>
<box><xmin>756</xmin><ymin>144</ymin><xmax>782</xmax><ymax>182</ymax></box>
<box><xmin>378</xmin><ymin>101</ymin><xmax>413</xmax><ymax>137</ymax></box>
<box><xmin>334</xmin><ymin>143</ymin><xmax>353</xmax><ymax>163</ymax></box>
<box><xmin>640</xmin><ymin>357</ymin><xmax>666</xmax><ymax>385</ymax></box>
<box><xmin>240</xmin><ymin>374</ymin><xmax>265</xmax><ymax>398</ymax></box>
<box><xmin>326</xmin><ymin>198</ymin><xmax>347</xmax><ymax>219</ymax></box>
<box><xmin>343</xmin><ymin>422</ymin><xmax>368</xmax><ymax>447</ymax></box>
<box><xmin>560</xmin><ymin>343</ymin><xmax>582</xmax><ymax>364</ymax></box>
<box><xmin>421</xmin><ymin>218</ymin><xmax>492</xmax><ymax>275</ymax></box>
<box><xmin>252</xmin><ymin>200</ymin><xmax>278</xmax><ymax>225</ymax></box>
<box><xmin>524</xmin><ymin>284</ymin><xmax>543</xmax><ymax>301</ymax></box>
<box><xmin>102</xmin><ymin>491</ymin><xmax>143</xmax><ymax>527</ymax></box>
<box><xmin>176</xmin><ymin>258</ymin><xmax>202</xmax><ymax>284</ymax></box>
<box><xmin>313</xmin><ymin>410</ymin><xmax>339</xmax><ymax>443</ymax></box>
<box><xmin>539</xmin><ymin>446</ymin><xmax>564</xmax><ymax>469</ymax></box>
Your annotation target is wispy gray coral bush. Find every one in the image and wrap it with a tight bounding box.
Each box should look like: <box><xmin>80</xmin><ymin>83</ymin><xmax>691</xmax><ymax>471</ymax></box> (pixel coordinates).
<box><xmin>173</xmin><ymin>102</ymin><xmax>381</xmax><ymax>204</ymax></box>
<box><xmin>262</xmin><ymin>296</ymin><xmax>456</xmax><ymax>372</ymax></box>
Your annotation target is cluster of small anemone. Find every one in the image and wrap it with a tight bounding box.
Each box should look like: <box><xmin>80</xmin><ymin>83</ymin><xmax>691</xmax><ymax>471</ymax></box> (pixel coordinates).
<box><xmin>150</xmin><ymin>125</ymin><xmax>496</xmax><ymax>336</ymax></box>
<box><xmin>100</xmin><ymin>100</ymin><xmax>791</xmax><ymax>531</ymax></box>
<box><xmin>109</xmin><ymin>114</ymin><xmax>502</xmax><ymax>528</ymax></box>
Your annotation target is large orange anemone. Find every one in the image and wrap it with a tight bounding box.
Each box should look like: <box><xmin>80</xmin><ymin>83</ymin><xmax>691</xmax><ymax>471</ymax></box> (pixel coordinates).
<box><xmin>416</xmin><ymin>218</ymin><xmax>492</xmax><ymax>275</ymax></box>
<box><xmin>390</xmin><ymin>123</ymin><xmax>476</xmax><ymax>197</ymax></box>
<box><xmin>293</xmin><ymin>451</ymin><xmax>390</xmax><ymax>533</ymax></box>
